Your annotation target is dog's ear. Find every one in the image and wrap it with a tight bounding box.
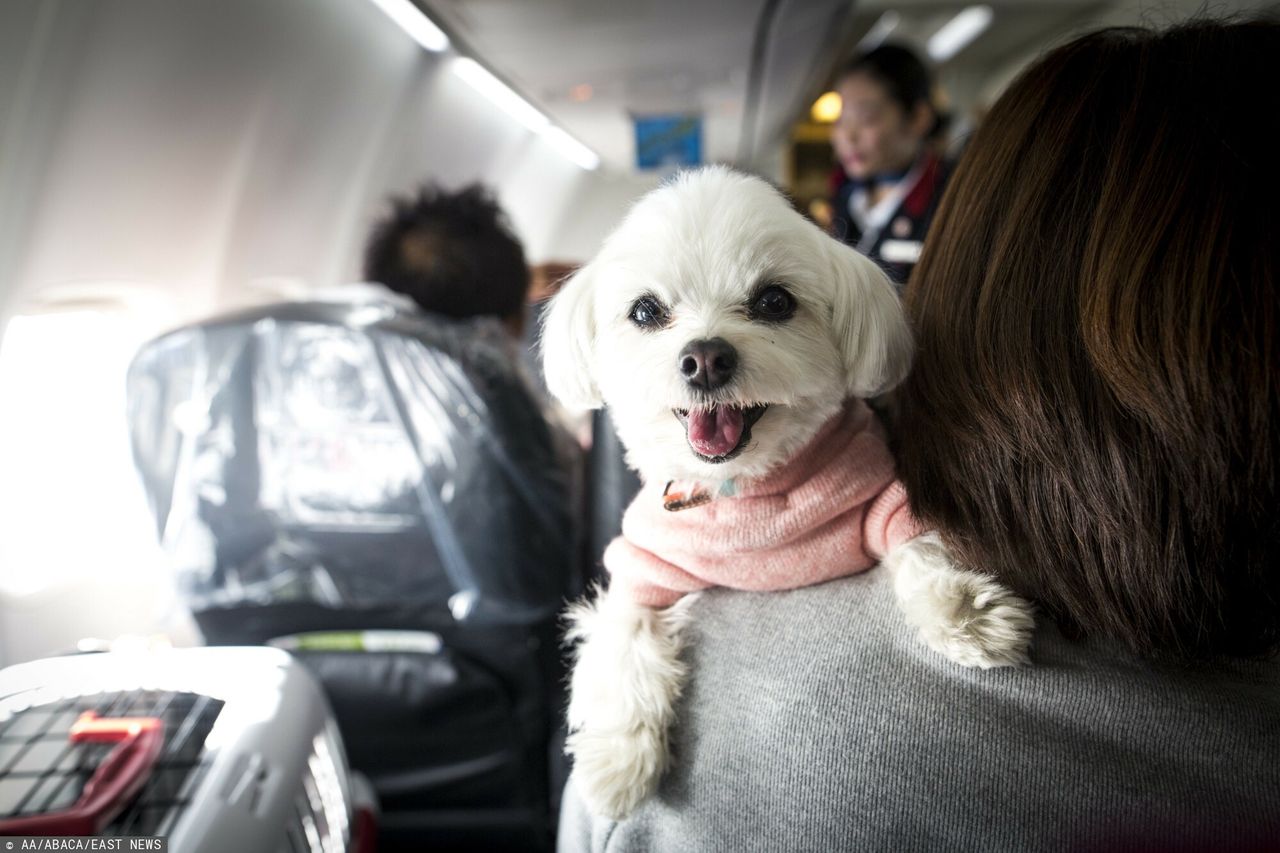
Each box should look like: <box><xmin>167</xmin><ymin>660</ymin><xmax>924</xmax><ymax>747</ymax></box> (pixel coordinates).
<box><xmin>826</xmin><ymin>240</ymin><xmax>914</xmax><ymax>398</ymax></box>
<box><xmin>540</xmin><ymin>262</ymin><xmax>604</xmax><ymax>410</ymax></box>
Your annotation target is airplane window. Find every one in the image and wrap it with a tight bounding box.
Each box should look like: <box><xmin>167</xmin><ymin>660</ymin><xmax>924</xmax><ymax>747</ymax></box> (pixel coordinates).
<box><xmin>0</xmin><ymin>309</ymin><xmax>164</xmax><ymax>600</ymax></box>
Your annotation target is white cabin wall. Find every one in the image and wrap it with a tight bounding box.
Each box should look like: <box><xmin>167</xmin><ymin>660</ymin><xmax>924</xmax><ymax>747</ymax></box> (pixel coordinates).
<box><xmin>543</xmin><ymin>170</ymin><xmax>663</xmax><ymax>263</ymax></box>
<box><xmin>0</xmin><ymin>0</ymin><xmax>653</xmax><ymax>666</ymax></box>
<box><xmin>0</xmin><ymin>1</ymin><xmax>98</xmax><ymax>329</ymax></box>
<box><xmin>2</xmin><ymin>0</ymin><xmax>639</xmax><ymax>324</ymax></box>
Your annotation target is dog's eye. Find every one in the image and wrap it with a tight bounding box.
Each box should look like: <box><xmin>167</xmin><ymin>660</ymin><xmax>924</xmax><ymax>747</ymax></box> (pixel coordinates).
<box><xmin>628</xmin><ymin>295</ymin><xmax>668</xmax><ymax>329</ymax></box>
<box><xmin>749</xmin><ymin>285</ymin><xmax>796</xmax><ymax>322</ymax></box>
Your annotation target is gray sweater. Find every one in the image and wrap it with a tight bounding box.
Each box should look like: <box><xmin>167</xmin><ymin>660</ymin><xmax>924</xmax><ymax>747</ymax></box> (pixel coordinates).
<box><xmin>558</xmin><ymin>568</ymin><xmax>1280</xmax><ymax>852</ymax></box>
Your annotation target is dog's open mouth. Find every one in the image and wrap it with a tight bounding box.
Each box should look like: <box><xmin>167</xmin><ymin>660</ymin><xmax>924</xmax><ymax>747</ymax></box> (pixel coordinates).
<box><xmin>673</xmin><ymin>404</ymin><xmax>768</xmax><ymax>463</ymax></box>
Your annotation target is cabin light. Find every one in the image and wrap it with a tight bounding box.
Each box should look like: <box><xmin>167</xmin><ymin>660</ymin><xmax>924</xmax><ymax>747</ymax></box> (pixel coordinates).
<box><xmin>452</xmin><ymin>57</ymin><xmax>550</xmax><ymax>132</ymax></box>
<box><xmin>858</xmin><ymin>11</ymin><xmax>900</xmax><ymax>51</ymax></box>
<box><xmin>570</xmin><ymin>83</ymin><xmax>594</xmax><ymax>102</ymax></box>
<box><xmin>541</xmin><ymin>125</ymin><xmax>601</xmax><ymax>171</ymax></box>
<box><xmin>811</xmin><ymin>91</ymin><xmax>842</xmax><ymax>124</ymax></box>
<box><xmin>365</xmin><ymin>0</ymin><xmax>450</xmax><ymax>52</ymax></box>
<box><xmin>452</xmin><ymin>58</ymin><xmax>601</xmax><ymax>170</ymax></box>
<box><xmin>927</xmin><ymin>5</ymin><xmax>993</xmax><ymax>63</ymax></box>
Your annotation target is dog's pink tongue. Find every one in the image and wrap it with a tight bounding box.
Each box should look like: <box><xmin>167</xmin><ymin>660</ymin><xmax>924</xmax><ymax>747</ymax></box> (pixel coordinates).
<box><xmin>687</xmin><ymin>406</ymin><xmax>744</xmax><ymax>457</ymax></box>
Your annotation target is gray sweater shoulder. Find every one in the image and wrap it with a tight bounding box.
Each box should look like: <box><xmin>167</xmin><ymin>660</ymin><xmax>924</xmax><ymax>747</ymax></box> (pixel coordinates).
<box><xmin>559</xmin><ymin>568</ymin><xmax>1280</xmax><ymax>852</ymax></box>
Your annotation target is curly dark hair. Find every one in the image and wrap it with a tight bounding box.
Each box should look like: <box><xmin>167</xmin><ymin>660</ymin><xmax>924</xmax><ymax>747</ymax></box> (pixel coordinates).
<box><xmin>363</xmin><ymin>183</ymin><xmax>529</xmax><ymax>321</ymax></box>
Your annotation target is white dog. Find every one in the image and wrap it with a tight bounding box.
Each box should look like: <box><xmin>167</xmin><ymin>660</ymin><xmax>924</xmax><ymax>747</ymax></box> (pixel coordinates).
<box><xmin>542</xmin><ymin>166</ymin><xmax>1034</xmax><ymax>820</ymax></box>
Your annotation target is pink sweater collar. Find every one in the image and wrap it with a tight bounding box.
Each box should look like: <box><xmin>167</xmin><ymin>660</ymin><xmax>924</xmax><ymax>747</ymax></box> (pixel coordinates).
<box><xmin>605</xmin><ymin>400</ymin><xmax>919</xmax><ymax>608</ymax></box>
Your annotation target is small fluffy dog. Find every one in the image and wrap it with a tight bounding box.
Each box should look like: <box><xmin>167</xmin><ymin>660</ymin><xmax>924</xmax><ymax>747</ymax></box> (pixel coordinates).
<box><xmin>542</xmin><ymin>167</ymin><xmax>1034</xmax><ymax>819</ymax></box>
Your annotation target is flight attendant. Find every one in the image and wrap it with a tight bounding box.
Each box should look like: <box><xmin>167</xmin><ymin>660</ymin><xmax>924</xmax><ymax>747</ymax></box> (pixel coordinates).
<box><xmin>830</xmin><ymin>43</ymin><xmax>950</xmax><ymax>287</ymax></box>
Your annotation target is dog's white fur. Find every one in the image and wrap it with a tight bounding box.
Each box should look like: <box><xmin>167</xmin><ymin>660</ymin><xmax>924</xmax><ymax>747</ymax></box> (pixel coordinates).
<box><xmin>543</xmin><ymin>167</ymin><xmax>1034</xmax><ymax>819</ymax></box>
<box><xmin>542</xmin><ymin>167</ymin><xmax>910</xmax><ymax>483</ymax></box>
<box><xmin>562</xmin><ymin>588</ymin><xmax>700</xmax><ymax>819</ymax></box>
<box><xmin>884</xmin><ymin>532</ymin><xmax>1035</xmax><ymax>668</ymax></box>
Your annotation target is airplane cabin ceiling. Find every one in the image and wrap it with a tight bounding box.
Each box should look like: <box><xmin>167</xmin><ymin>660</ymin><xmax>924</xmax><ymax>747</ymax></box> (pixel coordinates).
<box><xmin>418</xmin><ymin>0</ymin><xmax>1275</xmax><ymax>173</ymax></box>
<box><xmin>422</xmin><ymin>0</ymin><xmax>861</xmax><ymax>173</ymax></box>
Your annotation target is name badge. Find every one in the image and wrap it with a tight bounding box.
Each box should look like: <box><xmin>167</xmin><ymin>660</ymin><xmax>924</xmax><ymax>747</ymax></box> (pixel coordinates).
<box><xmin>880</xmin><ymin>239</ymin><xmax>923</xmax><ymax>264</ymax></box>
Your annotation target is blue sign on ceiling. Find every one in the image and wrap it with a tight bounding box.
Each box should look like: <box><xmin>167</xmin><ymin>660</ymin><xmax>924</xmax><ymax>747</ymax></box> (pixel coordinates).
<box><xmin>634</xmin><ymin>114</ymin><xmax>703</xmax><ymax>170</ymax></box>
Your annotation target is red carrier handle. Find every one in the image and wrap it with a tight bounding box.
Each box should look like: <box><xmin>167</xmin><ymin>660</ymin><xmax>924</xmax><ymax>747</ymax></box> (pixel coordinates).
<box><xmin>0</xmin><ymin>711</ymin><xmax>165</xmax><ymax>836</ymax></box>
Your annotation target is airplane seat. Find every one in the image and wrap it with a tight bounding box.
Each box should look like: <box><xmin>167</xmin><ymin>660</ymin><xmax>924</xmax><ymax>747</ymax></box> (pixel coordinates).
<box><xmin>585</xmin><ymin>409</ymin><xmax>642</xmax><ymax>570</ymax></box>
<box><xmin>125</xmin><ymin>299</ymin><xmax>583</xmax><ymax>851</ymax></box>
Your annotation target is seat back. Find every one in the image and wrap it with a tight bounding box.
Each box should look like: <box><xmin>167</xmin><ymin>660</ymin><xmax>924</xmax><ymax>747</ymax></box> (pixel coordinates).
<box><xmin>127</xmin><ymin>297</ymin><xmax>581</xmax><ymax>849</ymax></box>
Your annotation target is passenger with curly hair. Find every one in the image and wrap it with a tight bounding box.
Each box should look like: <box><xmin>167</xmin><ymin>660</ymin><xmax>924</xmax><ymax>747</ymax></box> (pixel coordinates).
<box><xmin>363</xmin><ymin>183</ymin><xmax>531</xmax><ymax>334</ymax></box>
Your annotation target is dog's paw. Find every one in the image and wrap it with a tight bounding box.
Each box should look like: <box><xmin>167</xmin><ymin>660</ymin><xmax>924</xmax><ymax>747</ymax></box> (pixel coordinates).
<box><xmin>885</xmin><ymin>533</ymin><xmax>1035</xmax><ymax>668</ymax></box>
<box><xmin>912</xmin><ymin>569</ymin><xmax>1036</xmax><ymax>668</ymax></box>
<box><xmin>567</xmin><ymin>723</ymin><xmax>667</xmax><ymax>820</ymax></box>
<box><xmin>563</xmin><ymin>588</ymin><xmax>697</xmax><ymax>819</ymax></box>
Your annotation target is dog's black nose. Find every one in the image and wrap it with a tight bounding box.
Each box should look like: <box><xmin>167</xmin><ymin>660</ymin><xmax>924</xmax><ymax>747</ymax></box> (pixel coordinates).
<box><xmin>679</xmin><ymin>338</ymin><xmax>737</xmax><ymax>390</ymax></box>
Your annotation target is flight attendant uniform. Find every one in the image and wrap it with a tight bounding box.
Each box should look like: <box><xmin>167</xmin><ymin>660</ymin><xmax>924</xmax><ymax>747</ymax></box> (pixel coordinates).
<box><xmin>830</xmin><ymin>153</ymin><xmax>951</xmax><ymax>288</ymax></box>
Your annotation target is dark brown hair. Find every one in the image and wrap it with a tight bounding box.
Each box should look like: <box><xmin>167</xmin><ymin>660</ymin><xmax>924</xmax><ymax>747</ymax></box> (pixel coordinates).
<box><xmin>363</xmin><ymin>183</ymin><xmax>529</xmax><ymax>321</ymax></box>
<box><xmin>898</xmin><ymin>20</ymin><xmax>1280</xmax><ymax>659</ymax></box>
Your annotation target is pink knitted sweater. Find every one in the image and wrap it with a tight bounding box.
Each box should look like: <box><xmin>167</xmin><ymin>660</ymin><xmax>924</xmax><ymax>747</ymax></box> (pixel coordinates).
<box><xmin>605</xmin><ymin>400</ymin><xmax>923</xmax><ymax>608</ymax></box>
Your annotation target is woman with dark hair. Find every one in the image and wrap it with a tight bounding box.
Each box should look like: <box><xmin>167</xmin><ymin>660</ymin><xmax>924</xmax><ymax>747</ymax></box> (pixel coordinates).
<box><xmin>830</xmin><ymin>43</ymin><xmax>949</xmax><ymax>286</ymax></box>
<box><xmin>896</xmin><ymin>21</ymin><xmax>1279</xmax><ymax>661</ymax></box>
<box><xmin>559</xmin><ymin>19</ymin><xmax>1279</xmax><ymax>852</ymax></box>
